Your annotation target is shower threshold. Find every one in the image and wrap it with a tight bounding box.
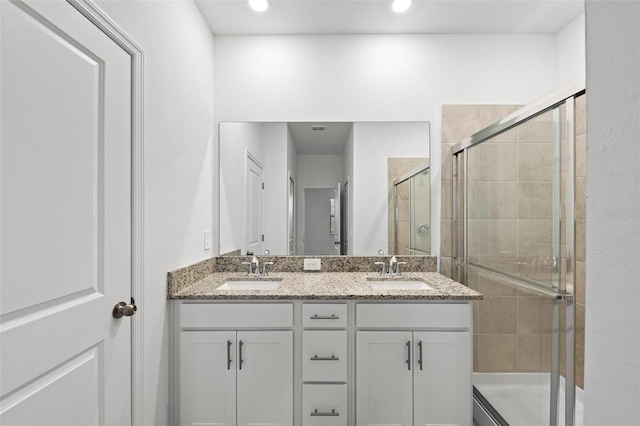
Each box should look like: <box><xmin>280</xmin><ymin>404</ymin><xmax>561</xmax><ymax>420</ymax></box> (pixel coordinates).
<box><xmin>473</xmin><ymin>373</ymin><xmax>584</xmax><ymax>426</ymax></box>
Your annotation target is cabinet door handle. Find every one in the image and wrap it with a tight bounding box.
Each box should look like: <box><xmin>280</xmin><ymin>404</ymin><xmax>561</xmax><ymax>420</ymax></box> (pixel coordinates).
<box><xmin>310</xmin><ymin>355</ymin><xmax>339</xmax><ymax>361</ymax></box>
<box><xmin>310</xmin><ymin>409</ymin><xmax>339</xmax><ymax>417</ymax></box>
<box><xmin>406</xmin><ymin>341</ymin><xmax>411</xmax><ymax>371</ymax></box>
<box><xmin>418</xmin><ymin>341</ymin><xmax>423</xmax><ymax>371</ymax></box>
<box><xmin>239</xmin><ymin>340</ymin><xmax>244</xmax><ymax>370</ymax></box>
<box><xmin>227</xmin><ymin>340</ymin><xmax>232</xmax><ymax>370</ymax></box>
<box><xmin>310</xmin><ymin>314</ymin><xmax>339</xmax><ymax>320</ymax></box>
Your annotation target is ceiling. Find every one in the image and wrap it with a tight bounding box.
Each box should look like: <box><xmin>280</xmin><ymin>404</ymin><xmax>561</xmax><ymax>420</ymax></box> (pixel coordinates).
<box><xmin>194</xmin><ymin>0</ymin><xmax>584</xmax><ymax>36</ymax></box>
<box><xmin>288</xmin><ymin>122</ymin><xmax>353</xmax><ymax>155</ymax></box>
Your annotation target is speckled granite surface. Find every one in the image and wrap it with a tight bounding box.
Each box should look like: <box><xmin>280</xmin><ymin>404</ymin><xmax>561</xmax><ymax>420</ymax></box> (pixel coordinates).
<box><xmin>169</xmin><ymin>271</ymin><xmax>482</xmax><ymax>300</ymax></box>
<box><xmin>168</xmin><ymin>255</ymin><xmax>438</xmax><ymax>295</ymax></box>
<box><xmin>213</xmin><ymin>255</ymin><xmax>437</xmax><ymax>273</ymax></box>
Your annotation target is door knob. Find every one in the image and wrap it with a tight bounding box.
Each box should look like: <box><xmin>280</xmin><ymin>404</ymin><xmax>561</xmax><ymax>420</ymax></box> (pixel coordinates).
<box><xmin>112</xmin><ymin>297</ymin><xmax>137</xmax><ymax>318</ymax></box>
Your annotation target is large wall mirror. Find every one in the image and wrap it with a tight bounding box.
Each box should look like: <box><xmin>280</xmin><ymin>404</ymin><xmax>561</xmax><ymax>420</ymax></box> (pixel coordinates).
<box><xmin>219</xmin><ymin>121</ymin><xmax>430</xmax><ymax>256</ymax></box>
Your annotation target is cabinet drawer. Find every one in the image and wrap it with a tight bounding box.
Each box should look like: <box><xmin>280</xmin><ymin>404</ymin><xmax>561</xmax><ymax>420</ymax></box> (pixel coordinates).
<box><xmin>302</xmin><ymin>330</ymin><xmax>347</xmax><ymax>382</ymax></box>
<box><xmin>302</xmin><ymin>304</ymin><xmax>347</xmax><ymax>328</ymax></box>
<box><xmin>356</xmin><ymin>303</ymin><xmax>471</xmax><ymax>329</ymax></box>
<box><xmin>180</xmin><ymin>303</ymin><xmax>293</xmax><ymax>328</ymax></box>
<box><xmin>302</xmin><ymin>384</ymin><xmax>348</xmax><ymax>426</ymax></box>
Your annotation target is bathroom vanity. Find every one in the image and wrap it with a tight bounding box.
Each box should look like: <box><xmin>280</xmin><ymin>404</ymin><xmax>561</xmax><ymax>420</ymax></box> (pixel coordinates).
<box><xmin>168</xmin><ymin>257</ymin><xmax>481</xmax><ymax>426</ymax></box>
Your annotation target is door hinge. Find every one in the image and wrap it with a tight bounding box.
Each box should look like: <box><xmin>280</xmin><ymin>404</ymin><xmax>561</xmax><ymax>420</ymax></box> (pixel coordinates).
<box><xmin>262</xmin><ymin>183</ymin><xmax>265</xmax><ymax>189</ymax></box>
<box><xmin>262</xmin><ymin>234</ymin><xmax>264</xmax><ymax>242</ymax></box>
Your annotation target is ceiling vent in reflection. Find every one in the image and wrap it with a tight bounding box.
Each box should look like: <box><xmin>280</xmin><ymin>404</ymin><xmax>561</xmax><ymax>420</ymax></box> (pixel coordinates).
<box><xmin>310</xmin><ymin>125</ymin><xmax>327</xmax><ymax>131</ymax></box>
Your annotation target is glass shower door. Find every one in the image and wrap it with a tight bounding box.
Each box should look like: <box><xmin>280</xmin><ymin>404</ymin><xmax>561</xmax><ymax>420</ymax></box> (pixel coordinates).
<box><xmin>452</xmin><ymin>85</ymin><xmax>585</xmax><ymax>425</ymax></box>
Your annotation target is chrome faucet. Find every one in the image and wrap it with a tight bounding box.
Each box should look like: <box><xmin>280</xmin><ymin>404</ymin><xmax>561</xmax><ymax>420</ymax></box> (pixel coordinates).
<box><xmin>375</xmin><ymin>255</ymin><xmax>407</xmax><ymax>276</ymax></box>
<box><xmin>242</xmin><ymin>256</ymin><xmax>261</xmax><ymax>275</ymax></box>
<box><xmin>241</xmin><ymin>251</ymin><xmax>274</xmax><ymax>276</ymax></box>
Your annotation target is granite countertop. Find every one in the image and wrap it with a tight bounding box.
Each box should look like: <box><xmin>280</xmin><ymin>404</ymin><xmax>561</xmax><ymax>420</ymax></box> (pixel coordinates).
<box><xmin>169</xmin><ymin>271</ymin><xmax>483</xmax><ymax>300</ymax></box>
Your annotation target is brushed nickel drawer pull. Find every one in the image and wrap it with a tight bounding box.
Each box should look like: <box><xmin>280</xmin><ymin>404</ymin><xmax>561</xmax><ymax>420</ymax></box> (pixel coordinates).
<box><xmin>311</xmin><ymin>409</ymin><xmax>339</xmax><ymax>417</ymax></box>
<box><xmin>310</xmin><ymin>314</ymin><xmax>340</xmax><ymax>320</ymax></box>
<box><xmin>310</xmin><ymin>354</ymin><xmax>339</xmax><ymax>361</ymax></box>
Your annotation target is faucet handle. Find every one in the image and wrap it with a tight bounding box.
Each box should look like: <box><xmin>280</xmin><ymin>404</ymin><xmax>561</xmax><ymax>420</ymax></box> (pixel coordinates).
<box><xmin>395</xmin><ymin>261</ymin><xmax>408</xmax><ymax>275</ymax></box>
<box><xmin>262</xmin><ymin>261</ymin><xmax>274</xmax><ymax>276</ymax></box>
<box><xmin>241</xmin><ymin>261</ymin><xmax>253</xmax><ymax>274</ymax></box>
<box><xmin>374</xmin><ymin>261</ymin><xmax>387</xmax><ymax>276</ymax></box>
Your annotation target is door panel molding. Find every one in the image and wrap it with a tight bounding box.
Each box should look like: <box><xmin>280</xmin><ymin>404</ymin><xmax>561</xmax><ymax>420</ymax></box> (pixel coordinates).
<box><xmin>64</xmin><ymin>1</ymin><xmax>145</xmax><ymax>424</ymax></box>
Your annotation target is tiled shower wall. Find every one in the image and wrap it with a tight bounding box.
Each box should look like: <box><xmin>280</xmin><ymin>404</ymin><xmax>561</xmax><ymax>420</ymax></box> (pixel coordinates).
<box><xmin>440</xmin><ymin>97</ymin><xmax>586</xmax><ymax>388</ymax></box>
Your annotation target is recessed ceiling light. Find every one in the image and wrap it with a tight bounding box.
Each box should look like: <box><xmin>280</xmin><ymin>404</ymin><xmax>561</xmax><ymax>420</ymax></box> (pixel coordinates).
<box><xmin>249</xmin><ymin>0</ymin><xmax>268</xmax><ymax>12</ymax></box>
<box><xmin>392</xmin><ymin>0</ymin><xmax>412</xmax><ymax>13</ymax></box>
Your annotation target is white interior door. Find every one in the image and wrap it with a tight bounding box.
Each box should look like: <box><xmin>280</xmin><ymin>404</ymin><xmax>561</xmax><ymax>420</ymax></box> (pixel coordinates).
<box><xmin>304</xmin><ymin>188</ymin><xmax>335</xmax><ymax>255</ymax></box>
<box><xmin>245</xmin><ymin>153</ymin><xmax>264</xmax><ymax>255</ymax></box>
<box><xmin>0</xmin><ymin>0</ymin><xmax>133</xmax><ymax>424</ymax></box>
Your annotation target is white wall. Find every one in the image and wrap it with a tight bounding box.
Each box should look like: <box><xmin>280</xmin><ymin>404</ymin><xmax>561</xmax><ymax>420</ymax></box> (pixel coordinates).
<box><xmin>557</xmin><ymin>13</ymin><xmax>586</xmax><ymax>86</ymax></box>
<box><xmin>296</xmin><ymin>154</ymin><xmax>345</xmax><ymax>252</ymax></box>
<box><xmin>584</xmin><ymin>1</ymin><xmax>640</xmax><ymax>424</ymax></box>
<box><xmin>219</xmin><ymin>122</ymin><xmax>266</xmax><ymax>254</ymax></box>
<box><xmin>352</xmin><ymin>122</ymin><xmax>429</xmax><ymax>254</ymax></box>
<box><xmin>94</xmin><ymin>1</ymin><xmax>215</xmax><ymax>424</ymax></box>
<box><xmin>287</xmin><ymin>126</ymin><xmax>298</xmax><ymax>254</ymax></box>
<box><xmin>213</xmin><ymin>34</ymin><xmax>561</xmax><ymax>261</ymax></box>
<box><xmin>264</xmin><ymin>123</ymin><xmax>289</xmax><ymax>254</ymax></box>
<box><xmin>344</xmin><ymin>125</ymin><xmax>355</xmax><ymax>254</ymax></box>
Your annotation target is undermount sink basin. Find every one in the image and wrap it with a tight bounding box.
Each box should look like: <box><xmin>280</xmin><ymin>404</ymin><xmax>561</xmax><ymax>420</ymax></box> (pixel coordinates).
<box><xmin>368</xmin><ymin>280</ymin><xmax>434</xmax><ymax>291</ymax></box>
<box><xmin>216</xmin><ymin>280</ymin><xmax>281</xmax><ymax>290</ymax></box>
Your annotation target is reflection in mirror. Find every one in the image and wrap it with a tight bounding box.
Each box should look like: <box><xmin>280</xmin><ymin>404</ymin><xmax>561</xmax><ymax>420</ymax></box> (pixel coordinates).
<box><xmin>219</xmin><ymin>121</ymin><xmax>430</xmax><ymax>256</ymax></box>
<box><xmin>390</xmin><ymin>160</ymin><xmax>430</xmax><ymax>256</ymax></box>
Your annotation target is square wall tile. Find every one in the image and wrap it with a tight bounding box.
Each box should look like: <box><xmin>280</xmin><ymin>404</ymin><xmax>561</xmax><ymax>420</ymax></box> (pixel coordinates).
<box><xmin>480</xmin><ymin>105</ymin><xmax>522</xmax><ymax>128</ymax></box>
<box><xmin>476</xmin><ymin>182</ymin><xmax>518</xmax><ymax>219</ymax></box>
<box><xmin>576</xmin><ymin>220</ymin><xmax>586</xmax><ymax>262</ymax></box>
<box><xmin>478</xmin><ymin>296</ymin><xmax>517</xmax><ymax>334</ymax></box>
<box><xmin>517</xmin><ymin>296</ymin><xmax>553</xmax><ymax>334</ymax></box>
<box><xmin>477</xmin><ymin>273</ymin><xmax>518</xmax><ymax>297</ymax></box>
<box><xmin>477</xmin><ymin>334</ymin><xmax>518</xmax><ymax>372</ymax></box>
<box><xmin>576</xmin><ymin>133</ymin><xmax>586</xmax><ymax>178</ymax></box>
<box><xmin>518</xmin><ymin>143</ymin><xmax>554</xmax><ymax>181</ymax></box>
<box><xmin>518</xmin><ymin>182</ymin><xmax>553</xmax><ymax>219</ymax></box>
<box><xmin>576</xmin><ymin>303</ymin><xmax>585</xmax><ymax>348</ymax></box>
<box><xmin>517</xmin><ymin>220</ymin><xmax>553</xmax><ymax>258</ymax></box>
<box><xmin>442</xmin><ymin>105</ymin><xmax>483</xmax><ymax>144</ymax></box>
<box><xmin>575</xmin><ymin>95</ymin><xmax>586</xmax><ymax>136</ymax></box>
<box><xmin>441</xmin><ymin>180</ymin><xmax>453</xmax><ymax>220</ymax></box>
<box><xmin>518</xmin><ymin>334</ymin><xmax>552</xmax><ymax>372</ymax></box>
<box><xmin>575</xmin><ymin>261</ymin><xmax>586</xmax><ymax>305</ymax></box>
<box><xmin>468</xmin><ymin>143</ymin><xmax>518</xmax><ymax>182</ymax></box>
<box><xmin>476</xmin><ymin>219</ymin><xmax>518</xmax><ymax>258</ymax></box>
<box><xmin>518</xmin><ymin>113</ymin><xmax>554</xmax><ymax>143</ymax></box>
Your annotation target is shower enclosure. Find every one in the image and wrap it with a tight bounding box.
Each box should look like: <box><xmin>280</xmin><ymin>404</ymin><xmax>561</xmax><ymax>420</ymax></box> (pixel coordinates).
<box><xmin>451</xmin><ymin>83</ymin><xmax>586</xmax><ymax>426</ymax></box>
<box><xmin>393</xmin><ymin>160</ymin><xmax>431</xmax><ymax>255</ymax></box>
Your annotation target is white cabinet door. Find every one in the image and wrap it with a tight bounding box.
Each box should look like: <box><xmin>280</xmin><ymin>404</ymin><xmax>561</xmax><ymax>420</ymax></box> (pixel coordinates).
<box><xmin>180</xmin><ymin>331</ymin><xmax>236</xmax><ymax>426</ymax></box>
<box><xmin>237</xmin><ymin>331</ymin><xmax>293</xmax><ymax>426</ymax></box>
<box><xmin>356</xmin><ymin>331</ymin><xmax>413</xmax><ymax>426</ymax></box>
<box><xmin>413</xmin><ymin>331</ymin><xmax>471</xmax><ymax>426</ymax></box>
